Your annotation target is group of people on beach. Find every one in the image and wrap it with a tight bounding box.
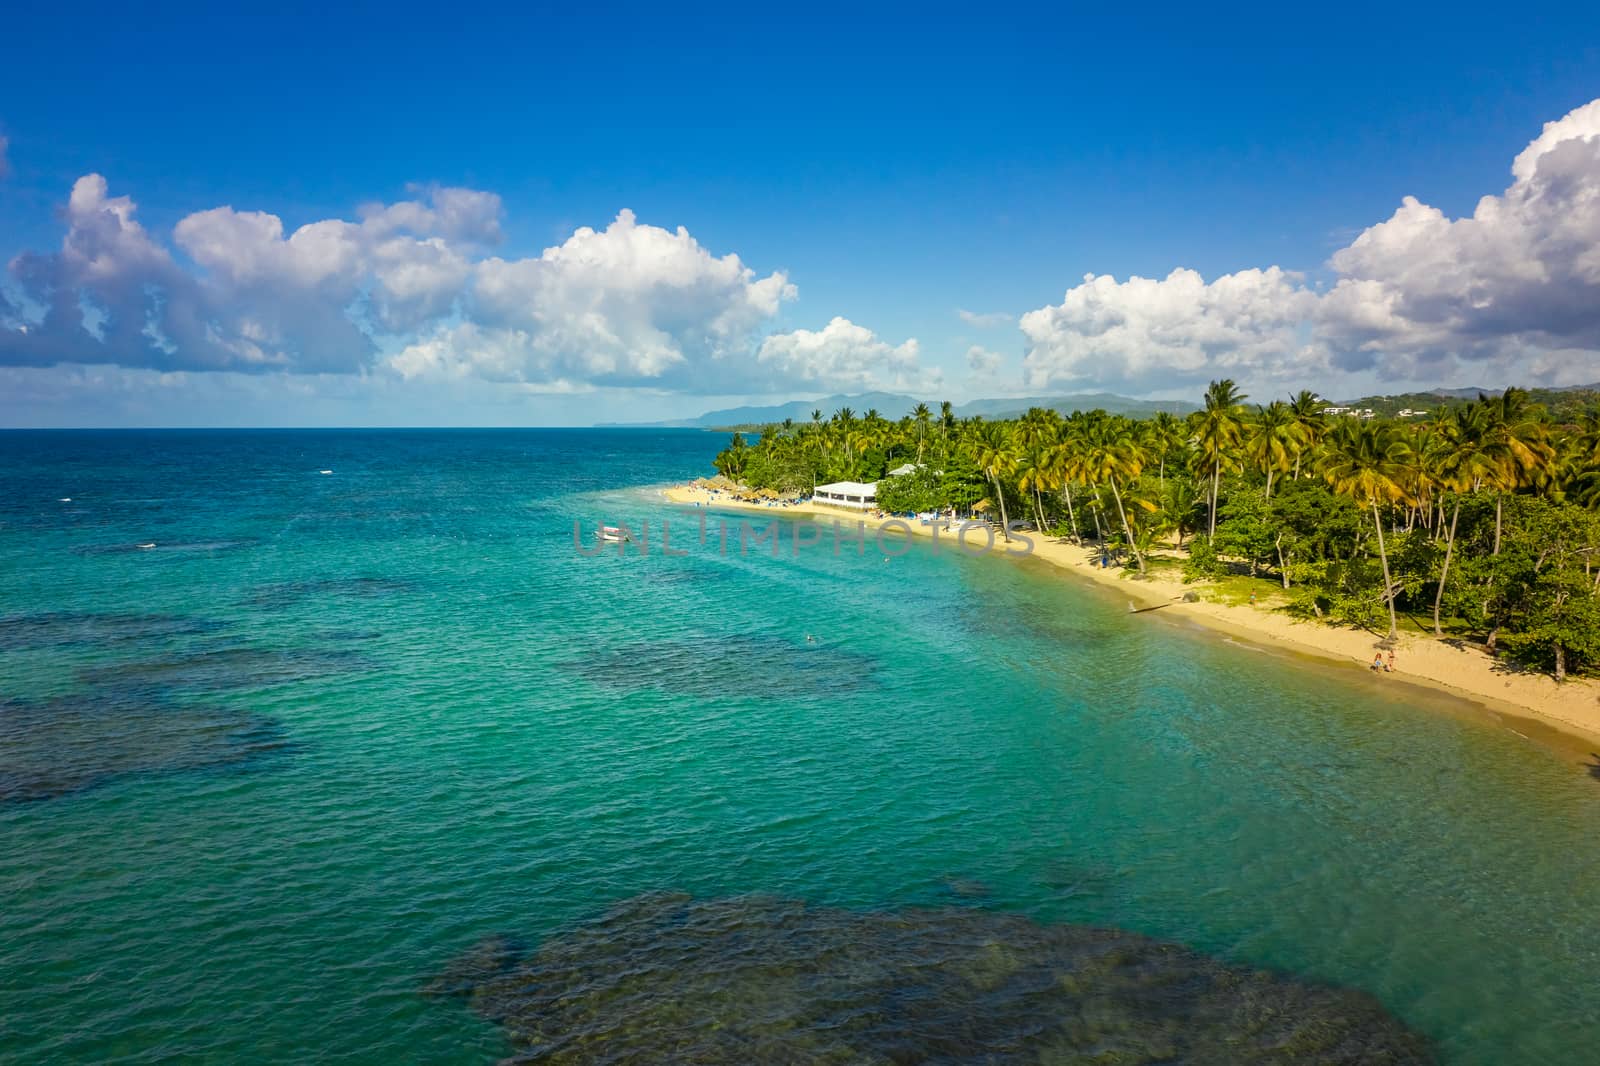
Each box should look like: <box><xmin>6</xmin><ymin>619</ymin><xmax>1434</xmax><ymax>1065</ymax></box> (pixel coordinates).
<box><xmin>1371</xmin><ymin>650</ymin><xmax>1397</xmax><ymax>674</ymax></box>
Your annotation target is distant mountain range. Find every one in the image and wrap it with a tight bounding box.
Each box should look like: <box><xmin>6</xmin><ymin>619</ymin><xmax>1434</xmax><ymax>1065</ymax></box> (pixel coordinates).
<box><xmin>606</xmin><ymin>392</ymin><xmax>1199</xmax><ymax>429</ymax></box>
<box><xmin>604</xmin><ymin>382</ymin><xmax>1600</xmax><ymax>430</ymax></box>
<box><xmin>1337</xmin><ymin>384</ymin><xmax>1600</xmax><ymax>419</ymax></box>
<box><xmin>954</xmin><ymin>393</ymin><xmax>1200</xmax><ymax>420</ymax></box>
<box><xmin>1421</xmin><ymin>383</ymin><xmax>1599</xmax><ymax>399</ymax></box>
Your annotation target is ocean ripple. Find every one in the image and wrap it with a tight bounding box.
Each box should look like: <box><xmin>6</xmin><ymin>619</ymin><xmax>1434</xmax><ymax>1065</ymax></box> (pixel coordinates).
<box><xmin>563</xmin><ymin>633</ymin><xmax>879</xmax><ymax>699</ymax></box>
<box><xmin>242</xmin><ymin>576</ymin><xmax>419</xmax><ymax>610</ymax></box>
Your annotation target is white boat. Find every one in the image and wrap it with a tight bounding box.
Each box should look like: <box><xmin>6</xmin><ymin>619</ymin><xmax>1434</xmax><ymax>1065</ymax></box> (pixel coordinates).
<box><xmin>597</xmin><ymin>525</ymin><xmax>631</xmax><ymax>543</ymax></box>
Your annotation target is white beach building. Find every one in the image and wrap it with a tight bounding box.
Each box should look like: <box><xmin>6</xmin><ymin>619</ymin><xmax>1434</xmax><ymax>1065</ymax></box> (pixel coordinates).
<box><xmin>813</xmin><ymin>480</ymin><xmax>878</xmax><ymax>510</ymax></box>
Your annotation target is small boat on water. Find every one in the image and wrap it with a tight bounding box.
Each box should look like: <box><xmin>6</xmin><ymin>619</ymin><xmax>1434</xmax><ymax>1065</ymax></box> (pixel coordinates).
<box><xmin>597</xmin><ymin>525</ymin><xmax>631</xmax><ymax>544</ymax></box>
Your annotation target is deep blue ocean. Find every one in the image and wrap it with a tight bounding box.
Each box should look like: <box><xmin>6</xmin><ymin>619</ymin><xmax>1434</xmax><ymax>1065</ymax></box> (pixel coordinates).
<box><xmin>3</xmin><ymin>429</ymin><xmax>1600</xmax><ymax>1063</ymax></box>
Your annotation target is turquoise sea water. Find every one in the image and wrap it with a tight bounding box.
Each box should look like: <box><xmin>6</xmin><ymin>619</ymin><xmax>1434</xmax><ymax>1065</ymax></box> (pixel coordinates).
<box><xmin>3</xmin><ymin>428</ymin><xmax>1600</xmax><ymax>1063</ymax></box>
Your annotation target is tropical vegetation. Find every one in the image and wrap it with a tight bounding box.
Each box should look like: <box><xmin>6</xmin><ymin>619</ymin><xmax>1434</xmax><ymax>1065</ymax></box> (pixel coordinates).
<box><xmin>712</xmin><ymin>385</ymin><xmax>1600</xmax><ymax>681</ymax></box>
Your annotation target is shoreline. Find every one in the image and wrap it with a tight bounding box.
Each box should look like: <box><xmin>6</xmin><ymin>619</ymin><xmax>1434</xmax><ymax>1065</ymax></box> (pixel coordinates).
<box><xmin>659</xmin><ymin>483</ymin><xmax>1600</xmax><ymax>749</ymax></box>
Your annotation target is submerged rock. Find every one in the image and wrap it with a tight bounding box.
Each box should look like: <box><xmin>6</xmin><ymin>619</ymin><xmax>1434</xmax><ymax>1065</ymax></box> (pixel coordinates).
<box><xmin>423</xmin><ymin>935</ymin><xmax>525</xmax><ymax>998</ymax></box>
<box><xmin>0</xmin><ymin>610</ymin><xmax>227</xmax><ymax>651</ymax></box>
<box><xmin>433</xmin><ymin>893</ymin><xmax>1433</xmax><ymax>1064</ymax></box>
<box><xmin>0</xmin><ymin>692</ymin><xmax>290</xmax><ymax>803</ymax></box>
<box><xmin>79</xmin><ymin>644</ymin><xmax>375</xmax><ymax>692</ymax></box>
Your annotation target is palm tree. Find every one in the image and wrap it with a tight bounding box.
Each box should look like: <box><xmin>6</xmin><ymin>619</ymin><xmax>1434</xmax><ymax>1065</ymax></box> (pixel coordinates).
<box><xmin>1081</xmin><ymin>416</ymin><xmax>1149</xmax><ymax>572</ymax></box>
<box><xmin>1579</xmin><ymin>407</ymin><xmax>1600</xmax><ymax>467</ymax></box>
<box><xmin>1194</xmin><ymin>379</ymin><xmax>1248</xmax><ymax>536</ymax></box>
<box><xmin>1014</xmin><ymin>409</ymin><xmax>1060</xmax><ymax>504</ymax></box>
<box><xmin>1286</xmin><ymin>390</ymin><xmax>1327</xmax><ymax>478</ymax></box>
<box><xmin>1565</xmin><ymin>408</ymin><xmax>1600</xmax><ymax>508</ymax></box>
<box><xmin>1014</xmin><ymin>444</ymin><xmax>1054</xmax><ymax>534</ymax></box>
<box><xmin>868</xmin><ymin>409</ymin><xmax>889</xmax><ymax>440</ymax></box>
<box><xmin>1318</xmin><ymin>420</ymin><xmax>1414</xmax><ymax>640</ymax></box>
<box><xmin>1478</xmin><ymin>387</ymin><xmax>1555</xmax><ymax>554</ymax></box>
<box><xmin>1428</xmin><ymin>405</ymin><xmax>1497</xmax><ymax>636</ymax></box>
<box><xmin>1392</xmin><ymin>421</ymin><xmax>1437</xmax><ymax>531</ymax></box>
<box><xmin>912</xmin><ymin>402</ymin><xmax>932</xmax><ymax>463</ymax></box>
<box><xmin>1156</xmin><ymin>477</ymin><xmax>1203</xmax><ymax>549</ymax></box>
<box><xmin>968</xmin><ymin>421</ymin><xmax>1017</xmax><ymax>541</ymax></box>
<box><xmin>828</xmin><ymin>408</ymin><xmax>858</xmax><ymax>468</ymax></box>
<box><xmin>714</xmin><ymin>432</ymin><xmax>751</xmax><ymax>482</ymax></box>
<box><xmin>1146</xmin><ymin>411</ymin><xmax>1184</xmax><ymax>489</ymax></box>
<box><xmin>1246</xmin><ymin>401</ymin><xmax>1299</xmax><ymax>499</ymax></box>
<box><xmin>1048</xmin><ymin>414</ymin><xmax>1091</xmax><ymax>544</ymax></box>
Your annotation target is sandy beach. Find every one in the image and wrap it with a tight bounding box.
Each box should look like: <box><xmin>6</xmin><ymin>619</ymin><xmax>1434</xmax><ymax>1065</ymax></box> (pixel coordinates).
<box><xmin>662</xmin><ymin>483</ymin><xmax>1600</xmax><ymax>746</ymax></box>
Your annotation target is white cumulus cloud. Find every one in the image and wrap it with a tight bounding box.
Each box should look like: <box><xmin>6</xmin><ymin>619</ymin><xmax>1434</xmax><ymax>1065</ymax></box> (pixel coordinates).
<box><xmin>2</xmin><ymin>184</ymin><xmax>826</xmax><ymax>387</ymax></box>
<box><xmin>966</xmin><ymin>344</ymin><xmax>1003</xmax><ymax>375</ymax></box>
<box><xmin>174</xmin><ymin>187</ymin><xmax>487</xmax><ymax>348</ymax></box>
<box><xmin>1023</xmin><ymin>97</ymin><xmax>1600</xmax><ymax>391</ymax></box>
<box><xmin>458</xmin><ymin>209</ymin><xmax>796</xmax><ymax>386</ymax></box>
<box><xmin>1317</xmin><ymin>98</ymin><xmax>1600</xmax><ymax>378</ymax></box>
<box><xmin>3</xmin><ymin>174</ymin><xmax>227</xmax><ymax>370</ymax></box>
<box><xmin>756</xmin><ymin>316</ymin><xmax>932</xmax><ymax>392</ymax></box>
<box><xmin>1</xmin><ymin>178</ymin><xmax>500</xmax><ymax>373</ymax></box>
<box><xmin>358</xmin><ymin>185</ymin><xmax>503</xmax><ymax>245</ymax></box>
<box><xmin>1021</xmin><ymin>267</ymin><xmax>1322</xmax><ymax>391</ymax></box>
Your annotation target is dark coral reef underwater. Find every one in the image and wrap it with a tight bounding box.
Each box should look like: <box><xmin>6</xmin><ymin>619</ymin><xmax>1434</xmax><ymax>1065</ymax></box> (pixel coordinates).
<box><xmin>429</xmin><ymin>892</ymin><xmax>1434</xmax><ymax>1065</ymax></box>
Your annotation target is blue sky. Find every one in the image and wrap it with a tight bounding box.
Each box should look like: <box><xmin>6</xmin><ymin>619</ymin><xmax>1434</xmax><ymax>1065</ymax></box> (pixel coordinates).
<box><xmin>3</xmin><ymin>3</ymin><xmax>1600</xmax><ymax>425</ymax></box>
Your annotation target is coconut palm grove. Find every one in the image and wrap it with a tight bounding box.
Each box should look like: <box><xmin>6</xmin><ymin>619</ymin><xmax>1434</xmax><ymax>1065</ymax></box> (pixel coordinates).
<box><xmin>713</xmin><ymin>384</ymin><xmax>1600</xmax><ymax>680</ymax></box>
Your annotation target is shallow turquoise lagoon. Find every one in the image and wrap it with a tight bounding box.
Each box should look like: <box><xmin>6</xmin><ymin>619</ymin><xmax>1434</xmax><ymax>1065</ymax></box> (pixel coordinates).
<box><xmin>3</xmin><ymin>429</ymin><xmax>1599</xmax><ymax>1063</ymax></box>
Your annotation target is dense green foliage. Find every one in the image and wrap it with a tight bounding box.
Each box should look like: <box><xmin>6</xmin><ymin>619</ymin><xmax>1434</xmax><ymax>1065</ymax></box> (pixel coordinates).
<box><xmin>713</xmin><ymin>385</ymin><xmax>1600</xmax><ymax>680</ymax></box>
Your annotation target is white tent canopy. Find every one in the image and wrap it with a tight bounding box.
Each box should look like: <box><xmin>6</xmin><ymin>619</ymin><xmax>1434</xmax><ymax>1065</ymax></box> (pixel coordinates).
<box><xmin>813</xmin><ymin>480</ymin><xmax>878</xmax><ymax>510</ymax></box>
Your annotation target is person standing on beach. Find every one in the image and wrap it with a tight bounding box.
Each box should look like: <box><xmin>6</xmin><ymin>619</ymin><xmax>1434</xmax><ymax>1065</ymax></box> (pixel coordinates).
<box><xmin>1386</xmin><ymin>649</ymin><xmax>1396</xmax><ymax>673</ymax></box>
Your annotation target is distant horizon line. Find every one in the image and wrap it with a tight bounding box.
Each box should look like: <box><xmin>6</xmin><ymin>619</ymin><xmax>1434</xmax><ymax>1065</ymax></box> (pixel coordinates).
<box><xmin>4</xmin><ymin>381</ymin><xmax>1592</xmax><ymax>433</ymax></box>
<box><xmin>0</xmin><ymin>424</ymin><xmax>726</xmax><ymax>432</ymax></box>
